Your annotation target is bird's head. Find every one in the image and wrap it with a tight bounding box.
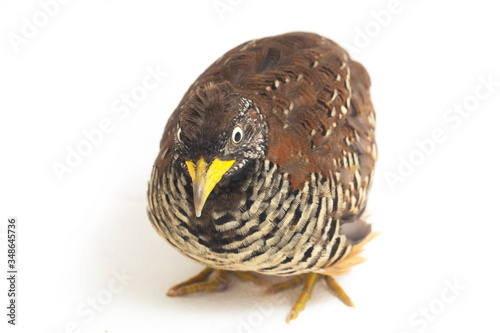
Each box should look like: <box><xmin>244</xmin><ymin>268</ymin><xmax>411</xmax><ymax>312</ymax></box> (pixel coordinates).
<box><xmin>173</xmin><ymin>81</ymin><xmax>268</xmax><ymax>217</ymax></box>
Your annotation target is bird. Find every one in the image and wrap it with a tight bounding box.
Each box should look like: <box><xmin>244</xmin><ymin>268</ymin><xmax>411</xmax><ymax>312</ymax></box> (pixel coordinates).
<box><xmin>147</xmin><ymin>31</ymin><xmax>377</xmax><ymax>323</ymax></box>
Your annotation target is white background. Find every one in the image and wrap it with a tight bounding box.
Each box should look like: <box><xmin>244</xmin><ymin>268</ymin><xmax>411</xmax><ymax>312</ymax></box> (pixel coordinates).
<box><xmin>1</xmin><ymin>0</ymin><xmax>499</xmax><ymax>332</ymax></box>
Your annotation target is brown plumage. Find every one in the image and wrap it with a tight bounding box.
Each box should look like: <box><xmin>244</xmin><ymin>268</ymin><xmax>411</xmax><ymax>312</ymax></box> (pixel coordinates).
<box><xmin>147</xmin><ymin>32</ymin><xmax>377</xmax><ymax>322</ymax></box>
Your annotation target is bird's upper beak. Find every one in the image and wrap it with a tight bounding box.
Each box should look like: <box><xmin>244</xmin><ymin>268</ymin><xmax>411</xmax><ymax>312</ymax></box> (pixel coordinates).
<box><xmin>185</xmin><ymin>157</ymin><xmax>235</xmax><ymax>217</ymax></box>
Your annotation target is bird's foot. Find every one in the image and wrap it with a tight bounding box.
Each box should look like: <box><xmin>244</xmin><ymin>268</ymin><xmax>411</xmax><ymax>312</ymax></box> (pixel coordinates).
<box><xmin>231</xmin><ymin>271</ymin><xmax>269</xmax><ymax>287</ymax></box>
<box><xmin>265</xmin><ymin>273</ymin><xmax>354</xmax><ymax>323</ymax></box>
<box><xmin>167</xmin><ymin>268</ymin><xmax>268</xmax><ymax>297</ymax></box>
<box><xmin>167</xmin><ymin>268</ymin><xmax>228</xmax><ymax>296</ymax></box>
<box><xmin>325</xmin><ymin>275</ymin><xmax>355</xmax><ymax>308</ymax></box>
<box><xmin>168</xmin><ymin>269</ymin><xmax>354</xmax><ymax>323</ymax></box>
<box><xmin>285</xmin><ymin>273</ymin><xmax>319</xmax><ymax>323</ymax></box>
<box><xmin>264</xmin><ymin>275</ymin><xmax>307</xmax><ymax>295</ymax></box>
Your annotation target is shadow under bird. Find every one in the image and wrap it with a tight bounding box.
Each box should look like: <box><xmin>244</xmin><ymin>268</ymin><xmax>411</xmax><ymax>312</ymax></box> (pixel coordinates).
<box><xmin>148</xmin><ymin>31</ymin><xmax>377</xmax><ymax>322</ymax></box>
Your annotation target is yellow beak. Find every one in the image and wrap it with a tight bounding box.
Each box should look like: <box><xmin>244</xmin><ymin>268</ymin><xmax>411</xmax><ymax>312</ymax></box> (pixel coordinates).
<box><xmin>185</xmin><ymin>157</ymin><xmax>235</xmax><ymax>217</ymax></box>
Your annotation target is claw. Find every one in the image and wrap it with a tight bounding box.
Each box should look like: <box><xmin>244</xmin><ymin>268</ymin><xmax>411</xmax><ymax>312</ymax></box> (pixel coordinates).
<box><xmin>325</xmin><ymin>276</ymin><xmax>355</xmax><ymax>308</ymax></box>
<box><xmin>167</xmin><ymin>268</ymin><xmax>227</xmax><ymax>296</ymax></box>
<box><xmin>166</xmin><ymin>268</ymin><xmax>267</xmax><ymax>297</ymax></box>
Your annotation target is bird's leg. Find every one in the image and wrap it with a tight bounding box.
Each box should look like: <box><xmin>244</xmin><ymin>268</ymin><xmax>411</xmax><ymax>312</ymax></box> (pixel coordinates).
<box><xmin>325</xmin><ymin>275</ymin><xmax>355</xmax><ymax>307</ymax></box>
<box><xmin>231</xmin><ymin>271</ymin><xmax>269</xmax><ymax>287</ymax></box>
<box><xmin>167</xmin><ymin>268</ymin><xmax>269</xmax><ymax>297</ymax></box>
<box><xmin>266</xmin><ymin>274</ymin><xmax>355</xmax><ymax>322</ymax></box>
<box><xmin>264</xmin><ymin>275</ymin><xmax>307</xmax><ymax>295</ymax></box>
<box><xmin>167</xmin><ymin>268</ymin><xmax>228</xmax><ymax>296</ymax></box>
<box><xmin>286</xmin><ymin>273</ymin><xmax>319</xmax><ymax>323</ymax></box>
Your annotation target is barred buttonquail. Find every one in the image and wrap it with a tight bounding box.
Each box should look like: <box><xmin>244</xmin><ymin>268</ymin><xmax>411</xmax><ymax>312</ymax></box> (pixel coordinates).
<box><xmin>148</xmin><ymin>32</ymin><xmax>377</xmax><ymax>322</ymax></box>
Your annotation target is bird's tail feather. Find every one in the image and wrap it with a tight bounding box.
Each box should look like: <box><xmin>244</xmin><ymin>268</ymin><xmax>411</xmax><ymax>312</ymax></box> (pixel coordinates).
<box><xmin>322</xmin><ymin>231</ymin><xmax>379</xmax><ymax>276</ymax></box>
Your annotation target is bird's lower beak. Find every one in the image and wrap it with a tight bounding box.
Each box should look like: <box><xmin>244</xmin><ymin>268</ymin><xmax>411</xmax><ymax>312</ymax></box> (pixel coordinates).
<box><xmin>186</xmin><ymin>157</ymin><xmax>235</xmax><ymax>217</ymax></box>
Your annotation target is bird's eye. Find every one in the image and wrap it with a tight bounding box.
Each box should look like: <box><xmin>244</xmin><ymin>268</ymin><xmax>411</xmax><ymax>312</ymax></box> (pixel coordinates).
<box><xmin>231</xmin><ymin>126</ymin><xmax>243</xmax><ymax>144</ymax></box>
<box><xmin>177</xmin><ymin>128</ymin><xmax>182</xmax><ymax>143</ymax></box>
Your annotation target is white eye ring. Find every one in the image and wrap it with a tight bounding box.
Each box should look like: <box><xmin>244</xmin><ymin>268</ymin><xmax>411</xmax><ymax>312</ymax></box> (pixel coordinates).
<box><xmin>177</xmin><ymin>128</ymin><xmax>182</xmax><ymax>143</ymax></box>
<box><xmin>231</xmin><ymin>126</ymin><xmax>243</xmax><ymax>144</ymax></box>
